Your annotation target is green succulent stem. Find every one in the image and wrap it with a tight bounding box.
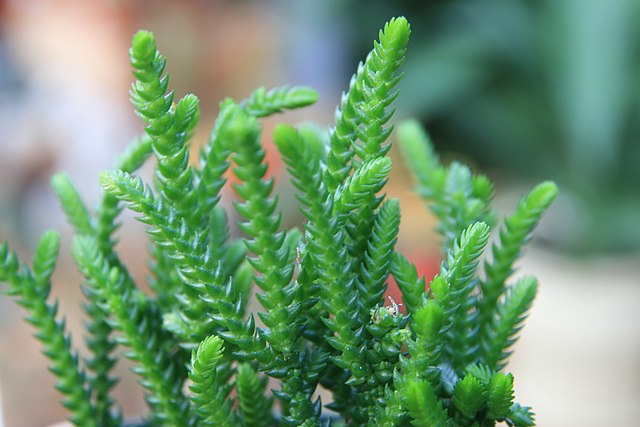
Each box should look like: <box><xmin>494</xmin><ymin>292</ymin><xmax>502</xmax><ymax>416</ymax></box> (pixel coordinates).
<box><xmin>72</xmin><ymin>236</ymin><xmax>190</xmax><ymax>426</ymax></box>
<box><xmin>50</xmin><ymin>133</ymin><xmax>155</xmax><ymax>427</ymax></box>
<box><xmin>390</xmin><ymin>252</ymin><xmax>426</xmax><ymax>314</ymax></box>
<box><xmin>436</xmin><ymin>222</ymin><xmax>491</xmax><ymax>373</ymax></box>
<box><xmin>235</xmin><ymin>363</ymin><xmax>274</xmax><ymax>427</ymax></box>
<box><xmin>226</xmin><ymin>105</ymin><xmax>299</xmax><ymax>357</ymax></box>
<box><xmin>241</xmin><ymin>85</ymin><xmax>319</xmax><ymax>118</ymax></box>
<box><xmin>478</xmin><ymin>182</ymin><xmax>558</xmax><ymax>364</ymax></box>
<box><xmin>1</xmin><ymin>232</ymin><xmax>97</xmax><ymax>427</ymax></box>
<box><xmin>483</xmin><ymin>276</ymin><xmax>538</xmax><ymax>370</ymax></box>
<box><xmin>100</xmin><ymin>170</ymin><xmax>257</xmax><ymax>356</ymax></box>
<box><xmin>324</xmin><ymin>17</ymin><xmax>410</xmax><ymax>194</ymax></box>
<box><xmin>189</xmin><ymin>335</ymin><xmax>238</xmax><ymax>426</ymax></box>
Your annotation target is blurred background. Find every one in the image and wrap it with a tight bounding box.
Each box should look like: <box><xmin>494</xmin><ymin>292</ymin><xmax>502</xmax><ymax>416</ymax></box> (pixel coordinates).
<box><xmin>0</xmin><ymin>0</ymin><xmax>639</xmax><ymax>425</ymax></box>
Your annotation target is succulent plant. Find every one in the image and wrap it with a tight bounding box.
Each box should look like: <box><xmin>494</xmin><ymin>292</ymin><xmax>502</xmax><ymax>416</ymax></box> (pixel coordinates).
<box><xmin>1</xmin><ymin>16</ymin><xmax>556</xmax><ymax>426</ymax></box>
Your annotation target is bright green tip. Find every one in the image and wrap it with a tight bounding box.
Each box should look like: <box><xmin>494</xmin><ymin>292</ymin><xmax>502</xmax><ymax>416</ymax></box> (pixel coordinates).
<box><xmin>531</xmin><ymin>181</ymin><xmax>559</xmax><ymax>206</ymax></box>
<box><xmin>219</xmin><ymin>105</ymin><xmax>260</xmax><ymax>144</ymax></box>
<box><xmin>98</xmin><ymin>171</ymin><xmax>116</xmax><ymax>191</ymax></box>
<box><xmin>273</xmin><ymin>124</ymin><xmax>298</xmax><ymax>149</ymax></box>
<box><xmin>50</xmin><ymin>172</ymin><xmax>71</xmax><ymax>191</ymax></box>
<box><xmin>290</xmin><ymin>86</ymin><xmax>319</xmax><ymax>106</ymax></box>
<box><xmin>130</xmin><ymin>30</ymin><xmax>156</xmax><ymax>62</ymax></box>
<box><xmin>375</xmin><ymin>155</ymin><xmax>393</xmax><ymax>172</ymax></box>
<box><xmin>70</xmin><ymin>235</ymin><xmax>94</xmax><ymax>263</ymax></box>
<box><xmin>398</xmin><ymin>120</ymin><xmax>430</xmax><ymax>145</ymax></box>
<box><xmin>273</xmin><ymin>124</ymin><xmax>305</xmax><ymax>162</ymax></box>
<box><xmin>468</xmin><ymin>221</ymin><xmax>491</xmax><ymax>238</ymax></box>
<box><xmin>380</xmin><ymin>16</ymin><xmax>411</xmax><ymax>47</ymax></box>
<box><xmin>174</xmin><ymin>94</ymin><xmax>200</xmax><ymax>132</ymax></box>
<box><xmin>38</xmin><ymin>230</ymin><xmax>61</xmax><ymax>253</ymax></box>
<box><xmin>537</xmin><ymin>180</ymin><xmax>559</xmax><ymax>197</ymax></box>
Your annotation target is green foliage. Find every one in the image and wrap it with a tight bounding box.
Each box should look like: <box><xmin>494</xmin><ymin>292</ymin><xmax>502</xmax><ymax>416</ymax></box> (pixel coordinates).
<box><xmin>189</xmin><ymin>336</ymin><xmax>237</xmax><ymax>426</ymax></box>
<box><xmin>324</xmin><ymin>16</ymin><xmax>410</xmax><ymax>194</ymax></box>
<box><xmin>487</xmin><ymin>373</ymin><xmax>515</xmax><ymax>420</ymax></box>
<box><xmin>398</xmin><ymin>116</ymin><xmax>556</xmax><ymax>425</ymax></box>
<box><xmin>405</xmin><ymin>301</ymin><xmax>446</xmax><ymax>387</ymax></box>
<box><xmin>356</xmin><ymin>198</ymin><xmax>400</xmax><ymax>321</ymax></box>
<box><xmin>453</xmin><ymin>374</ymin><xmax>487</xmax><ymax>418</ymax></box>
<box><xmin>402</xmin><ymin>380</ymin><xmax>451</xmax><ymax>427</ymax></box>
<box><xmin>333</xmin><ymin>157</ymin><xmax>392</xmax><ymax>216</ymax></box>
<box><xmin>235</xmin><ymin>363</ymin><xmax>273</xmax><ymax>427</ymax></box>
<box><xmin>73</xmin><ymin>236</ymin><xmax>190</xmax><ymax>426</ymax></box>
<box><xmin>241</xmin><ymin>85</ymin><xmax>319</xmax><ymax>118</ymax></box>
<box><xmin>1</xmin><ymin>16</ymin><xmax>554</xmax><ymax>427</ymax></box>
<box><xmin>509</xmin><ymin>403</ymin><xmax>536</xmax><ymax>427</ymax></box>
<box><xmin>398</xmin><ymin>121</ymin><xmax>495</xmax><ymax>251</ymax></box>
<box><xmin>50</xmin><ymin>133</ymin><xmax>152</xmax><ymax>427</ymax></box>
<box><xmin>390</xmin><ymin>251</ymin><xmax>426</xmax><ymax>314</ymax></box>
<box><xmin>1</xmin><ymin>232</ymin><xmax>97</xmax><ymax>427</ymax></box>
<box><xmin>483</xmin><ymin>276</ymin><xmax>538</xmax><ymax>370</ymax></box>
<box><xmin>439</xmin><ymin>222</ymin><xmax>490</xmax><ymax>372</ymax></box>
<box><xmin>478</xmin><ymin>182</ymin><xmax>557</xmax><ymax>368</ymax></box>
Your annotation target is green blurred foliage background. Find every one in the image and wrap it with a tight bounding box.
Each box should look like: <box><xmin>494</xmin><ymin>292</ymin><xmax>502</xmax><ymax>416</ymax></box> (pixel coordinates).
<box><xmin>337</xmin><ymin>0</ymin><xmax>640</xmax><ymax>252</ymax></box>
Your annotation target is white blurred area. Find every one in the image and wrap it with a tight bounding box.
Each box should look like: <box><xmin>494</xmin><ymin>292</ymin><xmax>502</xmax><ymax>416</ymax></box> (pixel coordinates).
<box><xmin>0</xmin><ymin>386</ymin><xmax>5</xmax><ymax>427</ymax></box>
<box><xmin>0</xmin><ymin>1</ymin><xmax>639</xmax><ymax>426</ymax></box>
<box><xmin>510</xmin><ymin>248</ymin><xmax>640</xmax><ymax>427</ymax></box>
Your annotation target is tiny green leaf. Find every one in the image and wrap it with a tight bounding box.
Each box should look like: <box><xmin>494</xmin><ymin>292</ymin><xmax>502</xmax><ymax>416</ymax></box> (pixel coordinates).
<box><xmin>402</xmin><ymin>379</ymin><xmax>452</xmax><ymax>427</ymax></box>
<box><xmin>487</xmin><ymin>372</ymin><xmax>515</xmax><ymax>420</ymax></box>
<box><xmin>453</xmin><ymin>374</ymin><xmax>487</xmax><ymax>418</ymax></box>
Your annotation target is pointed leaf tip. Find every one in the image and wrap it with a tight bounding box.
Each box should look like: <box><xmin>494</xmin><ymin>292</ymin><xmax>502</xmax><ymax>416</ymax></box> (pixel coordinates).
<box><xmin>98</xmin><ymin>171</ymin><xmax>115</xmax><ymax>190</ymax></box>
<box><xmin>130</xmin><ymin>30</ymin><xmax>156</xmax><ymax>63</ymax></box>
<box><xmin>382</xmin><ymin>17</ymin><xmax>411</xmax><ymax>46</ymax></box>
<box><xmin>532</xmin><ymin>181</ymin><xmax>559</xmax><ymax>204</ymax></box>
<box><xmin>291</xmin><ymin>86</ymin><xmax>319</xmax><ymax>104</ymax></box>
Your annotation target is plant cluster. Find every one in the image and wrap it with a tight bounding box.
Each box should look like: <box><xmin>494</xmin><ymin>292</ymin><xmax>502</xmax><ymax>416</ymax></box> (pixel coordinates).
<box><xmin>0</xmin><ymin>17</ymin><xmax>556</xmax><ymax>426</ymax></box>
